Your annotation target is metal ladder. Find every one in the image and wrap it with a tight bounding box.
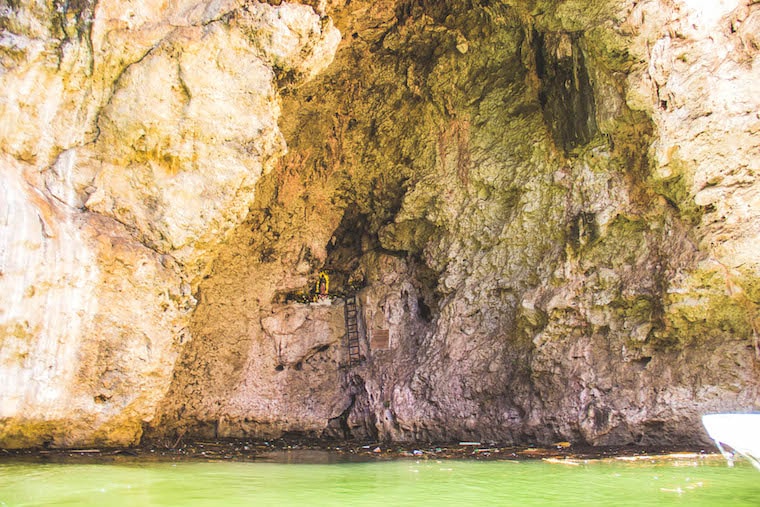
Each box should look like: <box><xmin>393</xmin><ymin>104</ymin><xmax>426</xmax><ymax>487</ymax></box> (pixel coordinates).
<box><xmin>344</xmin><ymin>295</ymin><xmax>362</xmax><ymax>366</ymax></box>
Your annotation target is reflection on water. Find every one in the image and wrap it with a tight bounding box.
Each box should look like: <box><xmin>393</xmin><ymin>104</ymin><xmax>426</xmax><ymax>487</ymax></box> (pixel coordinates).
<box><xmin>0</xmin><ymin>453</ymin><xmax>758</xmax><ymax>506</ymax></box>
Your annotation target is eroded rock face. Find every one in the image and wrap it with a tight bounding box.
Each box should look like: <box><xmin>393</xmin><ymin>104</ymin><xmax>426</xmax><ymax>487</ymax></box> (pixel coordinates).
<box><xmin>0</xmin><ymin>0</ymin><xmax>339</xmax><ymax>447</ymax></box>
<box><xmin>0</xmin><ymin>155</ymin><xmax>189</xmax><ymax>447</ymax></box>
<box><xmin>3</xmin><ymin>0</ymin><xmax>759</xmax><ymax>449</ymax></box>
<box><xmin>151</xmin><ymin>0</ymin><xmax>760</xmax><ymax>448</ymax></box>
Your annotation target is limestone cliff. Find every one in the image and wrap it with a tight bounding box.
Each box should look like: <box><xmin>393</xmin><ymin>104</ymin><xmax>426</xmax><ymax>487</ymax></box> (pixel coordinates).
<box><xmin>1</xmin><ymin>0</ymin><xmax>759</xmax><ymax>448</ymax></box>
<box><xmin>1</xmin><ymin>0</ymin><xmax>339</xmax><ymax>447</ymax></box>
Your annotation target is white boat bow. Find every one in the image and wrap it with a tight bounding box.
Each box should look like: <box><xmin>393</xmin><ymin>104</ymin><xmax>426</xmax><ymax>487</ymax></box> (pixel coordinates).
<box><xmin>702</xmin><ymin>413</ymin><xmax>760</xmax><ymax>471</ymax></box>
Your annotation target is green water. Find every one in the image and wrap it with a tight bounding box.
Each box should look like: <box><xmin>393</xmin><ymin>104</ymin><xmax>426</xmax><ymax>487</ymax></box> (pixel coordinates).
<box><xmin>1</xmin><ymin>454</ymin><xmax>758</xmax><ymax>506</ymax></box>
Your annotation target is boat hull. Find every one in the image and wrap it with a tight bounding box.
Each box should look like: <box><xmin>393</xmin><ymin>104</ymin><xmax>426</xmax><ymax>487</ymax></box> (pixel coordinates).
<box><xmin>702</xmin><ymin>413</ymin><xmax>760</xmax><ymax>471</ymax></box>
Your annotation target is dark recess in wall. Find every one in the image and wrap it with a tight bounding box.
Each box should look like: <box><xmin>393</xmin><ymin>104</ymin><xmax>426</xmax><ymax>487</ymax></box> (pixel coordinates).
<box><xmin>533</xmin><ymin>30</ymin><xmax>598</xmax><ymax>152</ymax></box>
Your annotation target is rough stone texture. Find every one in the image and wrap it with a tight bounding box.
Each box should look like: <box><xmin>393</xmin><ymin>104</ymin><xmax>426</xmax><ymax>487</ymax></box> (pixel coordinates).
<box><xmin>3</xmin><ymin>0</ymin><xmax>760</xmax><ymax>449</ymax></box>
<box><xmin>0</xmin><ymin>0</ymin><xmax>339</xmax><ymax>447</ymax></box>
<box><xmin>0</xmin><ymin>155</ymin><xmax>189</xmax><ymax>447</ymax></box>
<box><xmin>151</xmin><ymin>0</ymin><xmax>760</xmax><ymax>448</ymax></box>
<box><xmin>83</xmin><ymin>1</ymin><xmax>340</xmax><ymax>267</ymax></box>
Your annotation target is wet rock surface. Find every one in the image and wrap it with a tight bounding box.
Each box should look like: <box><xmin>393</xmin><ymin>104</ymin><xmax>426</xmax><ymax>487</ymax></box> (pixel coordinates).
<box><xmin>0</xmin><ymin>437</ymin><xmax>718</xmax><ymax>465</ymax></box>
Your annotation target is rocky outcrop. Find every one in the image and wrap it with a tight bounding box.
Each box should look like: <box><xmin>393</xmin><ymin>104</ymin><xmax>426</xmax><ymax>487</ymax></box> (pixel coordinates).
<box><xmin>2</xmin><ymin>0</ymin><xmax>759</xmax><ymax>448</ymax></box>
<box><xmin>0</xmin><ymin>0</ymin><xmax>339</xmax><ymax>447</ymax></box>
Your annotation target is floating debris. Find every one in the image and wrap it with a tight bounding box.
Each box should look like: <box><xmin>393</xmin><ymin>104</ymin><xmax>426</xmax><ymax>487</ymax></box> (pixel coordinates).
<box><xmin>519</xmin><ymin>448</ymin><xmax>549</xmax><ymax>454</ymax></box>
<box><xmin>0</xmin><ymin>437</ymin><xmax>719</xmax><ymax>465</ymax></box>
<box><xmin>543</xmin><ymin>457</ymin><xmax>582</xmax><ymax>466</ymax></box>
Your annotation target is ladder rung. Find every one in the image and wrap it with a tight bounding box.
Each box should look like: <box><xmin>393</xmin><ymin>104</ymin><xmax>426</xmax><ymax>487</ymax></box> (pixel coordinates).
<box><xmin>344</xmin><ymin>295</ymin><xmax>363</xmax><ymax>367</ymax></box>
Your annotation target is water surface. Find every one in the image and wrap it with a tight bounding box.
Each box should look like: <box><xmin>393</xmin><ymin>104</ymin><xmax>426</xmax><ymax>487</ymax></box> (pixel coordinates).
<box><xmin>1</xmin><ymin>453</ymin><xmax>758</xmax><ymax>506</ymax></box>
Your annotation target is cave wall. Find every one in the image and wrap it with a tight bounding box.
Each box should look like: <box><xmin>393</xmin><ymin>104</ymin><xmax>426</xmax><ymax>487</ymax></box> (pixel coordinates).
<box><xmin>2</xmin><ymin>0</ymin><xmax>759</xmax><ymax>448</ymax></box>
<box><xmin>148</xmin><ymin>0</ymin><xmax>760</xmax><ymax>447</ymax></box>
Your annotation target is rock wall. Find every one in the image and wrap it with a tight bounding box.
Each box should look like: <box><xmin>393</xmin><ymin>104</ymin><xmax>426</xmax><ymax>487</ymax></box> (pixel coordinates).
<box><xmin>2</xmin><ymin>0</ymin><xmax>759</xmax><ymax>448</ymax></box>
<box><xmin>0</xmin><ymin>0</ymin><xmax>339</xmax><ymax>447</ymax></box>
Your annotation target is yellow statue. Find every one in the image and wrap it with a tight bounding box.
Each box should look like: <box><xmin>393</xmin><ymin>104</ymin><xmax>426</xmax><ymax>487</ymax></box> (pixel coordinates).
<box><xmin>315</xmin><ymin>271</ymin><xmax>329</xmax><ymax>300</ymax></box>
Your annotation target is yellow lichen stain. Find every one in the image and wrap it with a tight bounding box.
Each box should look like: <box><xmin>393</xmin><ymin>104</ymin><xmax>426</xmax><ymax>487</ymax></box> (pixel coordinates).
<box><xmin>0</xmin><ymin>322</ymin><xmax>32</xmax><ymax>341</ymax></box>
<box><xmin>658</xmin><ymin>264</ymin><xmax>760</xmax><ymax>356</ymax></box>
<box><xmin>0</xmin><ymin>419</ymin><xmax>64</xmax><ymax>449</ymax></box>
